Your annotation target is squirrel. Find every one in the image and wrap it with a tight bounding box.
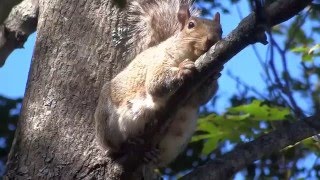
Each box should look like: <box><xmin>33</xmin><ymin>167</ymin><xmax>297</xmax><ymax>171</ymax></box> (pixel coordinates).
<box><xmin>95</xmin><ymin>0</ymin><xmax>222</xmax><ymax>167</ymax></box>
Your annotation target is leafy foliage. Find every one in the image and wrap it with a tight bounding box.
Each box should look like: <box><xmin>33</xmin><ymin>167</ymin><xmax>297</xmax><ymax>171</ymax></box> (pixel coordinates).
<box><xmin>291</xmin><ymin>44</ymin><xmax>320</xmax><ymax>62</ymax></box>
<box><xmin>193</xmin><ymin>100</ymin><xmax>290</xmax><ymax>155</ymax></box>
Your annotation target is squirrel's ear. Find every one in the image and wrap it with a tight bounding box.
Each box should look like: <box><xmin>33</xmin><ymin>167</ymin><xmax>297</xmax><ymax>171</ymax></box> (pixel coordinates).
<box><xmin>178</xmin><ymin>5</ymin><xmax>190</xmax><ymax>30</ymax></box>
<box><xmin>213</xmin><ymin>12</ymin><xmax>220</xmax><ymax>23</ymax></box>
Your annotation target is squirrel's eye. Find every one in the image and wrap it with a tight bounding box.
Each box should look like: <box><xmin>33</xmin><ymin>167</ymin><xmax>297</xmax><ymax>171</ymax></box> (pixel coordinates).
<box><xmin>188</xmin><ymin>21</ymin><xmax>195</xmax><ymax>29</ymax></box>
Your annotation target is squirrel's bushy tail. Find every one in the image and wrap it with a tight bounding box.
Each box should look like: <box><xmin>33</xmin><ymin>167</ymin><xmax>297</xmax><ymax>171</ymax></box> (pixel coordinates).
<box><xmin>126</xmin><ymin>0</ymin><xmax>199</xmax><ymax>58</ymax></box>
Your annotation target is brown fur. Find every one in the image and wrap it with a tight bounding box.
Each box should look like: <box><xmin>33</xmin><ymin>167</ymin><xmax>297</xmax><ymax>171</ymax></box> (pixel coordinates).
<box><xmin>95</xmin><ymin>0</ymin><xmax>222</xmax><ymax>167</ymax></box>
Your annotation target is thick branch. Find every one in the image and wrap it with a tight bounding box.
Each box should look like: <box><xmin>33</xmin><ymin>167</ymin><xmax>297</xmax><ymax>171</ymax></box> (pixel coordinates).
<box><xmin>119</xmin><ymin>0</ymin><xmax>313</xmax><ymax>177</ymax></box>
<box><xmin>182</xmin><ymin>116</ymin><xmax>320</xmax><ymax>179</ymax></box>
<box><xmin>0</xmin><ymin>0</ymin><xmax>22</xmax><ymax>24</ymax></box>
<box><xmin>0</xmin><ymin>0</ymin><xmax>38</xmax><ymax>67</ymax></box>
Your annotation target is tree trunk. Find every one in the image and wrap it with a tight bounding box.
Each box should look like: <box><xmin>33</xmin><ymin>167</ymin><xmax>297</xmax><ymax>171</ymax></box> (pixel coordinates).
<box><xmin>5</xmin><ymin>0</ymin><xmax>132</xmax><ymax>179</ymax></box>
<box><xmin>4</xmin><ymin>0</ymin><xmax>315</xmax><ymax>179</ymax></box>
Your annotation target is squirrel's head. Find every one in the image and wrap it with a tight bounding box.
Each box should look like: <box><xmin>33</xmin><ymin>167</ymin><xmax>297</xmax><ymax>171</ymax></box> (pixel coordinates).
<box><xmin>178</xmin><ymin>6</ymin><xmax>222</xmax><ymax>58</ymax></box>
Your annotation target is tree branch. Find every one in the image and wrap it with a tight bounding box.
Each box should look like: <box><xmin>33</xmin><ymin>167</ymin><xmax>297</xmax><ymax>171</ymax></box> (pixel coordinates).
<box><xmin>182</xmin><ymin>116</ymin><xmax>320</xmax><ymax>179</ymax></box>
<box><xmin>118</xmin><ymin>0</ymin><xmax>314</xmax><ymax>178</ymax></box>
<box><xmin>0</xmin><ymin>0</ymin><xmax>23</xmax><ymax>24</ymax></box>
<box><xmin>0</xmin><ymin>0</ymin><xmax>38</xmax><ymax>67</ymax></box>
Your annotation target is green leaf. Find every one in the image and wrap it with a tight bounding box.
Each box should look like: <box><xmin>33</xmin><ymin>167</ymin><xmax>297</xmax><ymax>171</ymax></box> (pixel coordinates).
<box><xmin>192</xmin><ymin>100</ymin><xmax>290</xmax><ymax>155</ymax></box>
<box><xmin>196</xmin><ymin>120</ymin><xmax>219</xmax><ymax>133</ymax></box>
<box><xmin>291</xmin><ymin>46</ymin><xmax>309</xmax><ymax>53</ymax></box>
<box><xmin>191</xmin><ymin>134</ymin><xmax>218</xmax><ymax>142</ymax></box>
<box><xmin>302</xmin><ymin>53</ymin><xmax>313</xmax><ymax>62</ymax></box>
<box><xmin>202</xmin><ymin>138</ymin><xmax>219</xmax><ymax>155</ymax></box>
<box><xmin>301</xmin><ymin>137</ymin><xmax>320</xmax><ymax>154</ymax></box>
<box><xmin>228</xmin><ymin>100</ymin><xmax>290</xmax><ymax>121</ymax></box>
<box><xmin>224</xmin><ymin>113</ymin><xmax>251</xmax><ymax>121</ymax></box>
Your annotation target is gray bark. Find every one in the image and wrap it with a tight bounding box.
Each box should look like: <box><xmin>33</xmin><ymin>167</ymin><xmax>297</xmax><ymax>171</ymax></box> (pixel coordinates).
<box><xmin>3</xmin><ymin>0</ymin><xmax>316</xmax><ymax>179</ymax></box>
<box><xmin>0</xmin><ymin>0</ymin><xmax>23</xmax><ymax>24</ymax></box>
<box><xmin>5</xmin><ymin>0</ymin><xmax>131</xmax><ymax>179</ymax></box>
<box><xmin>0</xmin><ymin>0</ymin><xmax>38</xmax><ymax>67</ymax></box>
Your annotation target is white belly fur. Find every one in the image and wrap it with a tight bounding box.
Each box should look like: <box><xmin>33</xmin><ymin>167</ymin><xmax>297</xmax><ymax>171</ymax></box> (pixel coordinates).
<box><xmin>158</xmin><ymin>106</ymin><xmax>198</xmax><ymax>166</ymax></box>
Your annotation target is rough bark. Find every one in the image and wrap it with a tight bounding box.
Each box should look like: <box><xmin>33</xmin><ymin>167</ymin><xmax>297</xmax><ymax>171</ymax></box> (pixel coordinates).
<box><xmin>5</xmin><ymin>0</ymin><xmax>131</xmax><ymax>179</ymax></box>
<box><xmin>3</xmin><ymin>0</ymin><xmax>315</xmax><ymax>179</ymax></box>
<box><xmin>0</xmin><ymin>0</ymin><xmax>38</xmax><ymax>67</ymax></box>
<box><xmin>0</xmin><ymin>0</ymin><xmax>22</xmax><ymax>24</ymax></box>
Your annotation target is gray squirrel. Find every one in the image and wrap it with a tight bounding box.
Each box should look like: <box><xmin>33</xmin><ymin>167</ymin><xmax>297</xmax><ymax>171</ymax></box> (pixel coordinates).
<box><xmin>95</xmin><ymin>0</ymin><xmax>222</xmax><ymax>167</ymax></box>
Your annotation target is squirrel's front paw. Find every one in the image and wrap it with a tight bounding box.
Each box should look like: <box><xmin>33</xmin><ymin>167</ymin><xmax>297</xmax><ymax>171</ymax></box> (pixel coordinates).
<box><xmin>178</xmin><ymin>59</ymin><xmax>196</xmax><ymax>79</ymax></box>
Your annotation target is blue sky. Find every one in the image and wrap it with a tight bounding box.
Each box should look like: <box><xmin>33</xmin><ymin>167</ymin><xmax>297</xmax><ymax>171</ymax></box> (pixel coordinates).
<box><xmin>0</xmin><ymin>0</ymin><xmax>318</xmax><ymax>179</ymax></box>
<box><xmin>0</xmin><ymin>33</ymin><xmax>35</xmax><ymax>98</ymax></box>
